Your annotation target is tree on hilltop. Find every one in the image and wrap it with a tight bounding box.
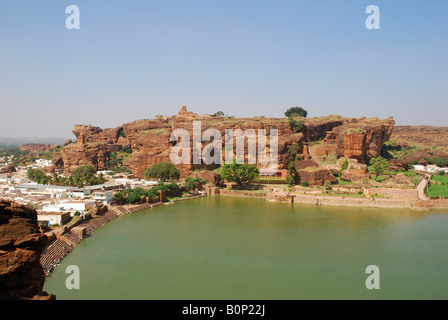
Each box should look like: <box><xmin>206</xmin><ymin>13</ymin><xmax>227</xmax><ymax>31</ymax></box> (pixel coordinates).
<box><xmin>284</xmin><ymin>107</ymin><xmax>308</xmax><ymax>118</ymax></box>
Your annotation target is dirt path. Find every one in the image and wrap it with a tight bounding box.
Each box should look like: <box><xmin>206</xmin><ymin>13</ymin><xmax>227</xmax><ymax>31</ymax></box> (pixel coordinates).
<box><xmin>416</xmin><ymin>174</ymin><xmax>431</xmax><ymax>200</ymax></box>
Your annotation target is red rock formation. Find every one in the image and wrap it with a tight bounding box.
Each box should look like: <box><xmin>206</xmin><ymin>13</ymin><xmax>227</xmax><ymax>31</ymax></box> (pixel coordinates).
<box><xmin>297</xmin><ymin>168</ymin><xmax>337</xmax><ymax>186</ymax></box>
<box><xmin>331</xmin><ymin>117</ymin><xmax>395</xmax><ymax>162</ymax></box>
<box><xmin>0</xmin><ymin>200</ymin><xmax>55</xmax><ymax>300</ymax></box>
<box><xmin>341</xmin><ymin>162</ymin><xmax>371</xmax><ymax>183</ymax></box>
<box><xmin>19</xmin><ymin>144</ymin><xmax>50</xmax><ymax>154</ymax></box>
<box><xmin>61</xmin><ymin>143</ymin><xmax>110</xmax><ymax>173</ymax></box>
<box><xmin>59</xmin><ymin>108</ymin><xmax>394</xmax><ymax>178</ymax></box>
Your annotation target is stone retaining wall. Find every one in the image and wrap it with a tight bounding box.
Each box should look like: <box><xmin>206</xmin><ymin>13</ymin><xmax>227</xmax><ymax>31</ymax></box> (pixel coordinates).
<box><xmin>365</xmin><ymin>188</ymin><xmax>419</xmax><ymax>201</ymax></box>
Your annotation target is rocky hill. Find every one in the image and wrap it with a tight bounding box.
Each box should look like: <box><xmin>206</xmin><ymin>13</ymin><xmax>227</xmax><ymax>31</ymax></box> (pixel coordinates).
<box><xmin>385</xmin><ymin>126</ymin><xmax>448</xmax><ymax>164</ymax></box>
<box><xmin>54</xmin><ymin>106</ymin><xmax>395</xmax><ymax>178</ymax></box>
<box><xmin>0</xmin><ymin>200</ymin><xmax>55</xmax><ymax>300</ymax></box>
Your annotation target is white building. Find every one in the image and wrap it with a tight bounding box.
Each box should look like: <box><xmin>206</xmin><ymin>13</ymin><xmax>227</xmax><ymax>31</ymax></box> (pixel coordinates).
<box><xmin>59</xmin><ymin>200</ymin><xmax>96</xmax><ymax>212</ymax></box>
<box><xmin>69</xmin><ymin>188</ymin><xmax>91</xmax><ymax>199</ymax></box>
<box><xmin>37</xmin><ymin>212</ymin><xmax>71</xmax><ymax>226</ymax></box>
<box><xmin>35</xmin><ymin>159</ymin><xmax>53</xmax><ymax>168</ymax></box>
<box><xmin>426</xmin><ymin>165</ymin><xmax>441</xmax><ymax>173</ymax></box>
<box><xmin>413</xmin><ymin>164</ymin><xmax>426</xmax><ymax>172</ymax></box>
<box><xmin>15</xmin><ymin>184</ymin><xmax>78</xmax><ymax>195</ymax></box>
<box><xmin>93</xmin><ymin>191</ymin><xmax>113</xmax><ymax>204</ymax></box>
<box><xmin>42</xmin><ymin>205</ymin><xmax>66</xmax><ymax>213</ymax></box>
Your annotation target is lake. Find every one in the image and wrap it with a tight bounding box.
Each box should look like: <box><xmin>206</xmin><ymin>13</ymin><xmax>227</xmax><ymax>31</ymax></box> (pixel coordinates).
<box><xmin>43</xmin><ymin>196</ymin><xmax>448</xmax><ymax>300</ymax></box>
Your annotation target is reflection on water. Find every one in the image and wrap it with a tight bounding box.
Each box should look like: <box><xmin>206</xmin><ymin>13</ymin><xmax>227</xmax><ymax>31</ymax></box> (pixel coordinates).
<box><xmin>44</xmin><ymin>196</ymin><xmax>448</xmax><ymax>300</ymax></box>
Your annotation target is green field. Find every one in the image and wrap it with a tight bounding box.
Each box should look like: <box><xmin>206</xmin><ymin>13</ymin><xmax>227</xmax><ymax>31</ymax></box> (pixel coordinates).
<box><xmin>426</xmin><ymin>174</ymin><xmax>448</xmax><ymax>198</ymax></box>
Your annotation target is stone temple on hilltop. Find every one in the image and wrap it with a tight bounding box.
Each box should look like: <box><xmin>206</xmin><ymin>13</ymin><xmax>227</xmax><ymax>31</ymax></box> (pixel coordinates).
<box><xmin>175</xmin><ymin>105</ymin><xmax>212</xmax><ymax>121</ymax></box>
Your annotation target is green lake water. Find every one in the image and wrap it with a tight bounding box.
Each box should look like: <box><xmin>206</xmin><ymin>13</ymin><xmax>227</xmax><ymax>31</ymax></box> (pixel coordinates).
<box><xmin>43</xmin><ymin>196</ymin><xmax>448</xmax><ymax>300</ymax></box>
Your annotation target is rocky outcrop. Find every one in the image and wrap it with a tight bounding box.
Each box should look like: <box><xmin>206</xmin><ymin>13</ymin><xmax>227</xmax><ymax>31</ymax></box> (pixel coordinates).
<box><xmin>190</xmin><ymin>170</ymin><xmax>223</xmax><ymax>187</ymax></box>
<box><xmin>19</xmin><ymin>144</ymin><xmax>50</xmax><ymax>154</ymax></box>
<box><xmin>297</xmin><ymin>168</ymin><xmax>337</xmax><ymax>186</ymax></box>
<box><xmin>341</xmin><ymin>162</ymin><xmax>371</xmax><ymax>183</ymax></box>
<box><xmin>0</xmin><ymin>200</ymin><xmax>54</xmax><ymax>300</ymax></box>
<box><xmin>59</xmin><ymin>107</ymin><xmax>394</xmax><ymax>178</ymax></box>
<box><xmin>329</xmin><ymin>117</ymin><xmax>395</xmax><ymax>162</ymax></box>
<box><xmin>405</xmin><ymin>149</ymin><xmax>433</xmax><ymax>165</ymax></box>
<box><xmin>389</xmin><ymin>159</ymin><xmax>409</xmax><ymax>171</ymax></box>
<box><xmin>61</xmin><ymin>143</ymin><xmax>110</xmax><ymax>173</ymax></box>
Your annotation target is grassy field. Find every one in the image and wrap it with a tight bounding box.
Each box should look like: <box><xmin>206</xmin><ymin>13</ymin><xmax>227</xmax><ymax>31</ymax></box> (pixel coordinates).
<box><xmin>426</xmin><ymin>174</ymin><xmax>448</xmax><ymax>198</ymax></box>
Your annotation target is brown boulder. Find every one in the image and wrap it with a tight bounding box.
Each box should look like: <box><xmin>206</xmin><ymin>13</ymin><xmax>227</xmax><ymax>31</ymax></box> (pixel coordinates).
<box><xmin>341</xmin><ymin>161</ymin><xmax>370</xmax><ymax>182</ymax></box>
<box><xmin>190</xmin><ymin>170</ymin><xmax>223</xmax><ymax>187</ymax></box>
<box><xmin>294</xmin><ymin>159</ymin><xmax>318</xmax><ymax>170</ymax></box>
<box><xmin>0</xmin><ymin>200</ymin><xmax>55</xmax><ymax>300</ymax></box>
<box><xmin>405</xmin><ymin>149</ymin><xmax>432</xmax><ymax>165</ymax></box>
<box><xmin>297</xmin><ymin>168</ymin><xmax>337</xmax><ymax>186</ymax></box>
<box><xmin>389</xmin><ymin>159</ymin><xmax>409</xmax><ymax>171</ymax></box>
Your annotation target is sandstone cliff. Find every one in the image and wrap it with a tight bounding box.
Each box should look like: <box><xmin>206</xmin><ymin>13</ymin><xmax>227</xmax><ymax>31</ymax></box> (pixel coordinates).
<box><xmin>59</xmin><ymin>107</ymin><xmax>395</xmax><ymax>179</ymax></box>
<box><xmin>0</xmin><ymin>200</ymin><xmax>55</xmax><ymax>300</ymax></box>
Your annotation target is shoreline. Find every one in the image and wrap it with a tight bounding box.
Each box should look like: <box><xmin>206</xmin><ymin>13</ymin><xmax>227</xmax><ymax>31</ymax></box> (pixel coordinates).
<box><xmin>40</xmin><ymin>194</ymin><xmax>207</xmax><ymax>276</ymax></box>
<box><xmin>40</xmin><ymin>191</ymin><xmax>447</xmax><ymax>276</ymax></box>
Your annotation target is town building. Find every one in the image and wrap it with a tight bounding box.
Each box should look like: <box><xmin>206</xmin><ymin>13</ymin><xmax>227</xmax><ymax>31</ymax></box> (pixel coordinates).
<box><xmin>37</xmin><ymin>212</ymin><xmax>71</xmax><ymax>226</ymax></box>
<box><xmin>93</xmin><ymin>191</ymin><xmax>113</xmax><ymax>204</ymax></box>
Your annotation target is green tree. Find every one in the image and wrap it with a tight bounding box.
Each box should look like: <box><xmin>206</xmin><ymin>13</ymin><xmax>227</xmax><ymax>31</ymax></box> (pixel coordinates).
<box><xmin>184</xmin><ymin>177</ymin><xmax>207</xmax><ymax>192</ymax></box>
<box><xmin>220</xmin><ymin>161</ymin><xmax>259</xmax><ymax>185</ymax></box>
<box><xmin>289</xmin><ymin>118</ymin><xmax>305</xmax><ymax>133</ymax></box>
<box><xmin>369</xmin><ymin>156</ymin><xmax>389</xmax><ymax>181</ymax></box>
<box><xmin>71</xmin><ymin>165</ymin><xmax>96</xmax><ymax>181</ymax></box>
<box><xmin>284</xmin><ymin>107</ymin><xmax>308</xmax><ymax>118</ymax></box>
<box><xmin>342</xmin><ymin>158</ymin><xmax>349</xmax><ymax>171</ymax></box>
<box><xmin>213</xmin><ymin>111</ymin><xmax>225</xmax><ymax>117</ymax></box>
<box><xmin>144</xmin><ymin>162</ymin><xmax>180</xmax><ymax>182</ymax></box>
<box><xmin>287</xmin><ymin>161</ymin><xmax>298</xmax><ymax>186</ymax></box>
<box><xmin>27</xmin><ymin>168</ymin><xmax>50</xmax><ymax>184</ymax></box>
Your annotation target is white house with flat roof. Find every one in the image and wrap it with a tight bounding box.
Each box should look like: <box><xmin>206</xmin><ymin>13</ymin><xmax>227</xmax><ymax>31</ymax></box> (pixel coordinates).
<box><xmin>37</xmin><ymin>212</ymin><xmax>71</xmax><ymax>226</ymax></box>
<box><xmin>15</xmin><ymin>184</ymin><xmax>77</xmax><ymax>194</ymax></box>
<box><xmin>93</xmin><ymin>191</ymin><xmax>113</xmax><ymax>204</ymax></box>
<box><xmin>59</xmin><ymin>200</ymin><xmax>96</xmax><ymax>212</ymax></box>
<box><xmin>68</xmin><ymin>188</ymin><xmax>91</xmax><ymax>199</ymax></box>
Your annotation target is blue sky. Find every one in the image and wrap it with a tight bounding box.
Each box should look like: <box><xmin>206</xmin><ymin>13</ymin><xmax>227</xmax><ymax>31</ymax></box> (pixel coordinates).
<box><xmin>0</xmin><ymin>0</ymin><xmax>447</xmax><ymax>138</ymax></box>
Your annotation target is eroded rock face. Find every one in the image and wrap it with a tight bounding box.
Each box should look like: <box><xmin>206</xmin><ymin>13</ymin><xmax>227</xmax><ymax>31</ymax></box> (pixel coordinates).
<box><xmin>61</xmin><ymin>143</ymin><xmax>110</xmax><ymax>173</ymax></box>
<box><xmin>0</xmin><ymin>200</ymin><xmax>54</xmax><ymax>300</ymax></box>
<box><xmin>59</xmin><ymin>108</ymin><xmax>394</xmax><ymax>178</ymax></box>
<box><xmin>297</xmin><ymin>168</ymin><xmax>337</xmax><ymax>186</ymax></box>
<box><xmin>19</xmin><ymin>144</ymin><xmax>50</xmax><ymax>154</ymax></box>
<box><xmin>331</xmin><ymin>117</ymin><xmax>395</xmax><ymax>162</ymax></box>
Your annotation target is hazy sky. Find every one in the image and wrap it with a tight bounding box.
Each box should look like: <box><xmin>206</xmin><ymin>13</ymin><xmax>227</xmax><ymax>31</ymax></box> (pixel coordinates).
<box><xmin>1</xmin><ymin>0</ymin><xmax>447</xmax><ymax>139</ymax></box>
